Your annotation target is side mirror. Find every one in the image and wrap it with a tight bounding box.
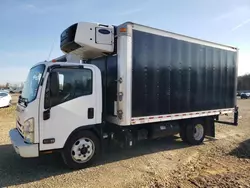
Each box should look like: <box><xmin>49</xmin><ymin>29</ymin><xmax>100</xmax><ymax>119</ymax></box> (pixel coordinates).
<box><xmin>50</xmin><ymin>72</ymin><xmax>59</xmax><ymax>97</ymax></box>
<box><xmin>44</xmin><ymin>71</ymin><xmax>59</xmax><ymax>109</ymax></box>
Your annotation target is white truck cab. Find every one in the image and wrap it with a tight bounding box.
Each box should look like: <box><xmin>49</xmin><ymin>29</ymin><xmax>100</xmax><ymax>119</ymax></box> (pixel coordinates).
<box><xmin>10</xmin><ymin>62</ymin><xmax>102</xmax><ymax>154</ymax></box>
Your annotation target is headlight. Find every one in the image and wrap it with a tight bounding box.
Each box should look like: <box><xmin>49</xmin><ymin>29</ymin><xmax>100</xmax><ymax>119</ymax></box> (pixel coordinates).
<box><xmin>23</xmin><ymin>118</ymin><xmax>34</xmax><ymax>143</ymax></box>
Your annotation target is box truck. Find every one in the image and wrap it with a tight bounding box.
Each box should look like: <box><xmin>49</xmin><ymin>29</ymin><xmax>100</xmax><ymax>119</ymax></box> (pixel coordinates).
<box><xmin>9</xmin><ymin>21</ymin><xmax>239</xmax><ymax>169</ymax></box>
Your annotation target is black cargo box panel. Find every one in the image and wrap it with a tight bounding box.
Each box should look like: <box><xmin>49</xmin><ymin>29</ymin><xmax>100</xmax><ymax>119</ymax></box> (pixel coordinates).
<box><xmin>131</xmin><ymin>30</ymin><xmax>237</xmax><ymax>117</ymax></box>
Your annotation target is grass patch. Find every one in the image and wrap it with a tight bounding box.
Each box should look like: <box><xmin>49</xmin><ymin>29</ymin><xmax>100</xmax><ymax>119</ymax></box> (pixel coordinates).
<box><xmin>0</xmin><ymin>105</ymin><xmax>16</xmax><ymax>118</ymax></box>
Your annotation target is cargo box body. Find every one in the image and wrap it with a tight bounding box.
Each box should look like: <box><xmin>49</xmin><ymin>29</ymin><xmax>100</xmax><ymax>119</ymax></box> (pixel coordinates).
<box><xmin>90</xmin><ymin>22</ymin><xmax>238</xmax><ymax>126</ymax></box>
<box><xmin>131</xmin><ymin>26</ymin><xmax>237</xmax><ymax>116</ymax></box>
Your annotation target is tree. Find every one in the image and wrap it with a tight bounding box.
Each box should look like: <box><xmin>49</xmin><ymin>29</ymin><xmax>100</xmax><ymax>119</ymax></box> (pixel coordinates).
<box><xmin>20</xmin><ymin>82</ymin><xmax>24</xmax><ymax>89</ymax></box>
<box><xmin>237</xmin><ymin>74</ymin><xmax>250</xmax><ymax>91</ymax></box>
<box><xmin>5</xmin><ymin>82</ymin><xmax>10</xmax><ymax>89</ymax></box>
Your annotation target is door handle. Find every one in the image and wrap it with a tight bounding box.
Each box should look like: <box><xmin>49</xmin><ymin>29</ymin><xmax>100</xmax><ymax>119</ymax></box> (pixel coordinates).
<box><xmin>43</xmin><ymin>109</ymin><xmax>51</xmax><ymax>120</ymax></box>
<box><xmin>88</xmin><ymin>108</ymin><xmax>94</xmax><ymax>119</ymax></box>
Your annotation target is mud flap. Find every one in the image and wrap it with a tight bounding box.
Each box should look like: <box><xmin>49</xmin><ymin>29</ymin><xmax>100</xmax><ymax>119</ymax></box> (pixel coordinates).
<box><xmin>205</xmin><ymin>117</ymin><xmax>215</xmax><ymax>137</ymax></box>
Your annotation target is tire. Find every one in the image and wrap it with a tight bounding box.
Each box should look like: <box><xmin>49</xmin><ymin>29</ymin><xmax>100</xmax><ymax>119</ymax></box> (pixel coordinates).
<box><xmin>179</xmin><ymin>124</ymin><xmax>187</xmax><ymax>142</ymax></box>
<box><xmin>62</xmin><ymin>130</ymin><xmax>100</xmax><ymax>169</ymax></box>
<box><xmin>185</xmin><ymin>120</ymin><xmax>205</xmax><ymax>145</ymax></box>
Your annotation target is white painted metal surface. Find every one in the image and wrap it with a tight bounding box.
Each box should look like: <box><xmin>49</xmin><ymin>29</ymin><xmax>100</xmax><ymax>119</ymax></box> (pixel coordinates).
<box><xmin>106</xmin><ymin>27</ymin><xmax>133</xmax><ymax>126</ymax></box>
<box><xmin>39</xmin><ymin>63</ymin><xmax>102</xmax><ymax>151</ymax></box>
<box><xmin>67</xmin><ymin>22</ymin><xmax>114</xmax><ymax>59</ymax></box>
<box><xmin>66</xmin><ymin>54</ymin><xmax>82</xmax><ymax>63</ymax></box>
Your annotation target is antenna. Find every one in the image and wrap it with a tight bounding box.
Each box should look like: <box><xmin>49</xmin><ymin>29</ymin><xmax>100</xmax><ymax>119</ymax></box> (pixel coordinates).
<box><xmin>47</xmin><ymin>39</ymin><xmax>56</xmax><ymax>61</ymax></box>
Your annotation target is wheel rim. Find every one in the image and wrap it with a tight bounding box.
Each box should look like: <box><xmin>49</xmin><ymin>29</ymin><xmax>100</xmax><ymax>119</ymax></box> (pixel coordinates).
<box><xmin>71</xmin><ymin>137</ymin><xmax>95</xmax><ymax>163</ymax></box>
<box><xmin>193</xmin><ymin>124</ymin><xmax>204</xmax><ymax>141</ymax></box>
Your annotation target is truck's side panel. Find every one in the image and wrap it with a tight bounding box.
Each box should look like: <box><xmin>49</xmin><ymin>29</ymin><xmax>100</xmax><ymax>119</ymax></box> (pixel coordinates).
<box><xmin>131</xmin><ymin>29</ymin><xmax>237</xmax><ymax>117</ymax></box>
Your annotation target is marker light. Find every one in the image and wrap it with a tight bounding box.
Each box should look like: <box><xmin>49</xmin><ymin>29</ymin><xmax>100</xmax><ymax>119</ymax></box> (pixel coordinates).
<box><xmin>120</xmin><ymin>28</ymin><xmax>127</xmax><ymax>32</ymax></box>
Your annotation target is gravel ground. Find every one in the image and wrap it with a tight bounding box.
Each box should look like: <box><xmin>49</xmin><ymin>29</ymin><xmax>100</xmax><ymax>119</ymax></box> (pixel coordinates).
<box><xmin>0</xmin><ymin>97</ymin><xmax>250</xmax><ymax>188</ymax></box>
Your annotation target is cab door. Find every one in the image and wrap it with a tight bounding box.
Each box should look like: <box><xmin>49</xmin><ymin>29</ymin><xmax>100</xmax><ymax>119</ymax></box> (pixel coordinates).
<box><xmin>39</xmin><ymin>65</ymin><xmax>101</xmax><ymax>151</ymax></box>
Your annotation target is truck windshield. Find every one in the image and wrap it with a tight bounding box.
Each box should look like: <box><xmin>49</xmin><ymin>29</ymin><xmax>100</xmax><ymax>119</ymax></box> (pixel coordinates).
<box><xmin>21</xmin><ymin>64</ymin><xmax>45</xmax><ymax>104</ymax></box>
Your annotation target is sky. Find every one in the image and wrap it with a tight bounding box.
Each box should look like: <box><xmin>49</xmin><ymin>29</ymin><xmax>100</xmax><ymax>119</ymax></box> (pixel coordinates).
<box><xmin>0</xmin><ymin>0</ymin><xmax>249</xmax><ymax>84</ymax></box>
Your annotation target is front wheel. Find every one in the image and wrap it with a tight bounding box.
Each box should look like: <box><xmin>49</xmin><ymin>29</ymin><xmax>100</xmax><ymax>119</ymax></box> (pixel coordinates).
<box><xmin>62</xmin><ymin>130</ymin><xmax>100</xmax><ymax>169</ymax></box>
<box><xmin>185</xmin><ymin>120</ymin><xmax>205</xmax><ymax>145</ymax></box>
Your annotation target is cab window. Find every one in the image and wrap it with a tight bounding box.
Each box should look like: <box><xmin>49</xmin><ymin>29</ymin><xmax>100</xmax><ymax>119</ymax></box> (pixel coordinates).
<box><xmin>44</xmin><ymin>68</ymin><xmax>92</xmax><ymax>108</ymax></box>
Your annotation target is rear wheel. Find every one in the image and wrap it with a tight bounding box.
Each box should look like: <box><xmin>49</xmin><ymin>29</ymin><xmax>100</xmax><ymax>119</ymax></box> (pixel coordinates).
<box><xmin>62</xmin><ymin>130</ymin><xmax>100</xmax><ymax>169</ymax></box>
<box><xmin>185</xmin><ymin>120</ymin><xmax>205</xmax><ymax>145</ymax></box>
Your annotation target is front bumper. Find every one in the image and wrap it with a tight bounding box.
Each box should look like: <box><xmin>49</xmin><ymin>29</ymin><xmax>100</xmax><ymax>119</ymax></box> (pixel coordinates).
<box><xmin>9</xmin><ymin>128</ymin><xmax>39</xmax><ymax>158</ymax></box>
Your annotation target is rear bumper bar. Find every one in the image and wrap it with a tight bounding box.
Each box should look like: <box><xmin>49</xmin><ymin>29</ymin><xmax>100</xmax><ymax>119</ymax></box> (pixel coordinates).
<box><xmin>214</xmin><ymin>106</ymin><xmax>239</xmax><ymax>126</ymax></box>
